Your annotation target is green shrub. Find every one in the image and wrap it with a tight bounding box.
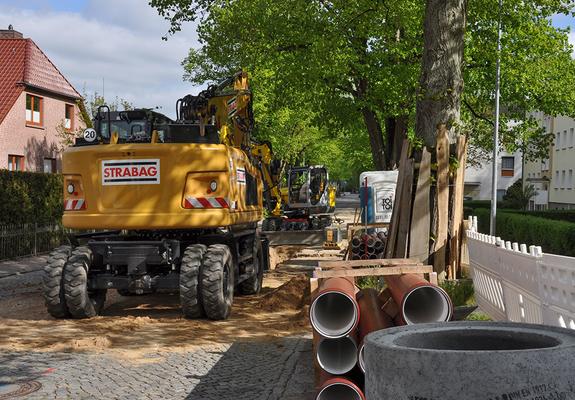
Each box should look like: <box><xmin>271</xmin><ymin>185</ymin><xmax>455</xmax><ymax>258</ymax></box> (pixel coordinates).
<box><xmin>440</xmin><ymin>279</ymin><xmax>475</xmax><ymax>307</ymax></box>
<box><xmin>508</xmin><ymin>209</ymin><xmax>575</xmax><ymax>224</ymax></box>
<box><xmin>0</xmin><ymin>170</ymin><xmax>63</xmax><ymax>225</ymax></box>
<box><xmin>471</xmin><ymin>208</ymin><xmax>575</xmax><ymax>256</ymax></box>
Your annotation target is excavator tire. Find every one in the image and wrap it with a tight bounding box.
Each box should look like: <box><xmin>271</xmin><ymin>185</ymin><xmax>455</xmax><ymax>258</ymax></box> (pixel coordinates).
<box><xmin>180</xmin><ymin>244</ymin><xmax>207</xmax><ymax>318</ymax></box>
<box><xmin>63</xmin><ymin>246</ymin><xmax>107</xmax><ymax>319</ymax></box>
<box><xmin>200</xmin><ymin>244</ymin><xmax>234</xmax><ymax>320</ymax></box>
<box><xmin>238</xmin><ymin>242</ymin><xmax>263</xmax><ymax>295</ymax></box>
<box><xmin>43</xmin><ymin>245</ymin><xmax>72</xmax><ymax>318</ymax></box>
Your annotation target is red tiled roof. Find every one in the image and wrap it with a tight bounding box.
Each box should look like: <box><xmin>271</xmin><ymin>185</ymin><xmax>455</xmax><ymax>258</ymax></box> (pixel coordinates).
<box><xmin>0</xmin><ymin>40</ymin><xmax>26</xmax><ymax>125</ymax></box>
<box><xmin>0</xmin><ymin>38</ymin><xmax>81</xmax><ymax>124</ymax></box>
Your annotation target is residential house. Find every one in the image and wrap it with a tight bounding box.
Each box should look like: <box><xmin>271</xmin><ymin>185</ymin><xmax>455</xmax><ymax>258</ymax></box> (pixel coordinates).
<box><xmin>464</xmin><ymin>150</ymin><xmax>522</xmax><ymax>201</ymax></box>
<box><xmin>0</xmin><ymin>26</ymin><xmax>83</xmax><ymax>173</ymax></box>
<box><xmin>524</xmin><ymin>112</ymin><xmax>575</xmax><ymax>210</ymax></box>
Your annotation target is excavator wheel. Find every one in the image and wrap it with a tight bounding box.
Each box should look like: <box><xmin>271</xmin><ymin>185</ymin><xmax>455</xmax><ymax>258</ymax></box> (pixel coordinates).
<box><xmin>180</xmin><ymin>244</ymin><xmax>208</xmax><ymax>318</ymax></box>
<box><xmin>238</xmin><ymin>241</ymin><xmax>263</xmax><ymax>295</ymax></box>
<box><xmin>43</xmin><ymin>245</ymin><xmax>72</xmax><ymax>318</ymax></box>
<box><xmin>200</xmin><ymin>244</ymin><xmax>234</xmax><ymax>320</ymax></box>
<box><xmin>63</xmin><ymin>246</ymin><xmax>107</xmax><ymax>319</ymax></box>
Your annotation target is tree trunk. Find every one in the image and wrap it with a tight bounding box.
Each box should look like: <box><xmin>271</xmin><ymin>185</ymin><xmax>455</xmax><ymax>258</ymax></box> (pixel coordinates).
<box><xmin>385</xmin><ymin>116</ymin><xmax>409</xmax><ymax>169</ymax></box>
<box><xmin>362</xmin><ymin>107</ymin><xmax>387</xmax><ymax>170</ymax></box>
<box><xmin>415</xmin><ymin>0</ymin><xmax>466</xmax><ymax>147</ymax></box>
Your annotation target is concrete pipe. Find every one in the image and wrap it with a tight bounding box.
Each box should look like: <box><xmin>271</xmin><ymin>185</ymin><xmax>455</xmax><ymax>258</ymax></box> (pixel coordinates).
<box><xmin>365</xmin><ymin>322</ymin><xmax>575</xmax><ymax>400</ymax></box>
<box><xmin>310</xmin><ymin>277</ymin><xmax>360</xmax><ymax>338</ymax></box>
<box><xmin>317</xmin><ymin>336</ymin><xmax>358</xmax><ymax>375</ymax></box>
<box><xmin>317</xmin><ymin>377</ymin><xmax>365</xmax><ymax>400</ymax></box>
<box><xmin>356</xmin><ymin>289</ymin><xmax>394</xmax><ymax>373</ymax></box>
<box><xmin>385</xmin><ymin>274</ymin><xmax>452</xmax><ymax>325</ymax></box>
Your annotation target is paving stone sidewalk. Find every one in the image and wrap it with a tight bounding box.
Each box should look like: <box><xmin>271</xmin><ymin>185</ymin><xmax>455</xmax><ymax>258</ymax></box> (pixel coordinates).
<box><xmin>0</xmin><ymin>337</ymin><xmax>315</xmax><ymax>400</ymax></box>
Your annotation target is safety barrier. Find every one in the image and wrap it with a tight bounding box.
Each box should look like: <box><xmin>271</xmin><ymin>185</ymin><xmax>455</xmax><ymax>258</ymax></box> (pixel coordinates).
<box><xmin>467</xmin><ymin>216</ymin><xmax>575</xmax><ymax>330</ymax></box>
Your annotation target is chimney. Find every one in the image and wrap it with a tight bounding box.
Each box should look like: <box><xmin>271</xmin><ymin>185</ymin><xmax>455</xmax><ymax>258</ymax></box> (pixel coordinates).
<box><xmin>0</xmin><ymin>25</ymin><xmax>23</xmax><ymax>39</ymax></box>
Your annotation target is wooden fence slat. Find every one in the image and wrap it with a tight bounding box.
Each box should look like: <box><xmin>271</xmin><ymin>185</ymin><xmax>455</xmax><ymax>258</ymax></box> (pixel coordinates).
<box><xmin>409</xmin><ymin>147</ymin><xmax>431</xmax><ymax>263</ymax></box>
<box><xmin>386</xmin><ymin>139</ymin><xmax>410</xmax><ymax>258</ymax></box>
<box><xmin>314</xmin><ymin>265</ymin><xmax>433</xmax><ymax>279</ymax></box>
<box><xmin>449</xmin><ymin>135</ymin><xmax>468</xmax><ymax>279</ymax></box>
<box><xmin>434</xmin><ymin>125</ymin><xmax>450</xmax><ymax>280</ymax></box>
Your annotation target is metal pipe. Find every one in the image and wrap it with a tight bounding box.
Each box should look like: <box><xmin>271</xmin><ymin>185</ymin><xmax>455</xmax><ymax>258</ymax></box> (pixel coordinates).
<box><xmin>385</xmin><ymin>274</ymin><xmax>453</xmax><ymax>325</ymax></box>
<box><xmin>356</xmin><ymin>288</ymin><xmax>394</xmax><ymax>373</ymax></box>
<box><xmin>351</xmin><ymin>237</ymin><xmax>361</xmax><ymax>247</ymax></box>
<box><xmin>317</xmin><ymin>335</ymin><xmax>358</xmax><ymax>375</ymax></box>
<box><xmin>310</xmin><ymin>277</ymin><xmax>360</xmax><ymax>338</ymax></box>
<box><xmin>316</xmin><ymin>377</ymin><xmax>365</xmax><ymax>400</ymax></box>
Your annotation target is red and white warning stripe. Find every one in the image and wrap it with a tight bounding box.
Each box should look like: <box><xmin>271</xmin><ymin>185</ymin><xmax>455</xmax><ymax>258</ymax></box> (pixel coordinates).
<box><xmin>184</xmin><ymin>197</ymin><xmax>230</xmax><ymax>209</ymax></box>
<box><xmin>64</xmin><ymin>199</ymin><xmax>86</xmax><ymax>211</ymax></box>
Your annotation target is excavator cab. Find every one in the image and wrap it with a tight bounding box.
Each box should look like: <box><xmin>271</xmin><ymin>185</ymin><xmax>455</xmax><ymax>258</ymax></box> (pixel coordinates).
<box><xmin>287</xmin><ymin>166</ymin><xmax>330</xmax><ymax>211</ymax></box>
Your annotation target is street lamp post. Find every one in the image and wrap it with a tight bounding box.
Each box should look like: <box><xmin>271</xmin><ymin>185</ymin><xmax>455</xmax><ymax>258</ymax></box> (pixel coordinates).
<box><xmin>490</xmin><ymin>0</ymin><xmax>503</xmax><ymax>236</ymax></box>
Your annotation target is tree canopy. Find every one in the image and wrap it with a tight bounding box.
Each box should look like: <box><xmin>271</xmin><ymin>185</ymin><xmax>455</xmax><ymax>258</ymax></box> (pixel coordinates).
<box><xmin>150</xmin><ymin>0</ymin><xmax>575</xmax><ymax>177</ymax></box>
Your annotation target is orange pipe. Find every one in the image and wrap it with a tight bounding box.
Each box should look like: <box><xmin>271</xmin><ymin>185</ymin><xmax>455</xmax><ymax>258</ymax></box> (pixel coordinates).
<box><xmin>316</xmin><ymin>377</ymin><xmax>365</xmax><ymax>400</ymax></box>
<box><xmin>385</xmin><ymin>274</ymin><xmax>453</xmax><ymax>325</ymax></box>
<box><xmin>310</xmin><ymin>277</ymin><xmax>360</xmax><ymax>338</ymax></box>
<box><xmin>356</xmin><ymin>288</ymin><xmax>394</xmax><ymax>373</ymax></box>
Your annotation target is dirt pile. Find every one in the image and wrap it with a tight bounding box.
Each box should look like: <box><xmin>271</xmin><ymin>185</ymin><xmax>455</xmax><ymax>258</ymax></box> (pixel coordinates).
<box><xmin>257</xmin><ymin>275</ymin><xmax>310</xmax><ymax>312</ymax></box>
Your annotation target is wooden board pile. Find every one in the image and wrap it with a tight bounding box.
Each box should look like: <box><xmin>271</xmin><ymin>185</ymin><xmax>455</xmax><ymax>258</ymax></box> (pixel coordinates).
<box><xmin>385</xmin><ymin>128</ymin><xmax>468</xmax><ymax>280</ymax></box>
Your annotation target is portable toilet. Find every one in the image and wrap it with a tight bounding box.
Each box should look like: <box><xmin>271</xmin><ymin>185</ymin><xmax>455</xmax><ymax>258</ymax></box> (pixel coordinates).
<box><xmin>359</xmin><ymin>171</ymin><xmax>399</xmax><ymax>224</ymax></box>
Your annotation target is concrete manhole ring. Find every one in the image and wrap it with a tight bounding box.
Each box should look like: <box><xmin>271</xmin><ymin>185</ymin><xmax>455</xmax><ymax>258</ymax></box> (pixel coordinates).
<box><xmin>0</xmin><ymin>381</ymin><xmax>42</xmax><ymax>399</ymax></box>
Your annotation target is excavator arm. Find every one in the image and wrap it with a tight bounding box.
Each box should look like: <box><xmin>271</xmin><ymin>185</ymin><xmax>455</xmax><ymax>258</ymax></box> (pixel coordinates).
<box><xmin>250</xmin><ymin>142</ymin><xmax>283</xmax><ymax>216</ymax></box>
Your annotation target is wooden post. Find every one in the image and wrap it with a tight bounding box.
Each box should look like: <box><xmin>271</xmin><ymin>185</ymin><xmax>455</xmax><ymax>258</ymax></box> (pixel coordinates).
<box><xmin>395</xmin><ymin>158</ymin><xmax>414</xmax><ymax>258</ymax></box>
<box><xmin>434</xmin><ymin>125</ymin><xmax>449</xmax><ymax>281</ymax></box>
<box><xmin>386</xmin><ymin>139</ymin><xmax>409</xmax><ymax>258</ymax></box>
<box><xmin>409</xmin><ymin>147</ymin><xmax>431</xmax><ymax>263</ymax></box>
<box><xmin>449</xmin><ymin>135</ymin><xmax>468</xmax><ymax>279</ymax></box>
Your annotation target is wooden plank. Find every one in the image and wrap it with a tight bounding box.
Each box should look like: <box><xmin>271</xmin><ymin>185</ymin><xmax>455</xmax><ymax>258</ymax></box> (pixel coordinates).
<box><xmin>449</xmin><ymin>135</ymin><xmax>468</xmax><ymax>279</ymax></box>
<box><xmin>318</xmin><ymin>258</ymin><xmax>423</xmax><ymax>269</ymax></box>
<box><xmin>314</xmin><ymin>265</ymin><xmax>433</xmax><ymax>279</ymax></box>
<box><xmin>386</xmin><ymin>139</ymin><xmax>410</xmax><ymax>258</ymax></box>
<box><xmin>409</xmin><ymin>147</ymin><xmax>431</xmax><ymax>263</ymax></box>
<box><xmin>434</xmin><ymin>125</ymin><xmax>449</xmax><ymax>281</ymax></box>
<box><xmin>394</xmin><ymin>158</ymin><xmax>414</xmax><ymax>258</ymax></box>
<box><xmin>429</xmin><ymin>271</ymin><xmax>439</xmax><ymax>285</ymax></box>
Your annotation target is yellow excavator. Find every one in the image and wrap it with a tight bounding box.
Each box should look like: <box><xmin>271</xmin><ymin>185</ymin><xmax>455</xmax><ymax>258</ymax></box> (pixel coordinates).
<box><xmin>43</xmin><ymin>72</ymin><xmax>271</xmax><ymax>320</ymax></box>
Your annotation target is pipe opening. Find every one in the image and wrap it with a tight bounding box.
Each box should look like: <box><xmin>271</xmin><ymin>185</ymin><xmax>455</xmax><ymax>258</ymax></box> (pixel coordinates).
<box><xmin>403</xmin><ymin>286</ymin><xmax>451</xmax><ymax>324</ymax></box>
<box><xmin>311</xmin><ymin>291</ymin><xmax>358</xmax><ymax>338</ymax></box>
<box><xmin>317</xmin><ymin>336</ymin><xmax>358</xmax><ymax>375</ymax></box>
<box><xmin>394</xmin><ymin>329</ymin><xmax>561</xmax><ymax>351</ymax></box>
<box><xmin>317</xmin><ymin>382</ymin><xmax>363</xmax><ymax>400</ymax></box>
<box><xmin>358</xmin><ymin>343</ymin><xmax>366</xmax><ymax>373</ymax></box>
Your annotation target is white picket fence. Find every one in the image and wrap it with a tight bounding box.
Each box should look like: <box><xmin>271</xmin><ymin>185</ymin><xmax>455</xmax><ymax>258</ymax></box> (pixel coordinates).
<box><xmin>467</xmin><ymin>216</ymin><xmax>575</xmax><ymax>330</ymax></box>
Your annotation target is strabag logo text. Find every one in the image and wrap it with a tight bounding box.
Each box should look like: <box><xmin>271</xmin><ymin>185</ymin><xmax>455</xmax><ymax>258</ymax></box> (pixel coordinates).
<box><xmin>102</xmin><ymin>159</ymin><xmax>160</xmax><ymax>185</ymax></box>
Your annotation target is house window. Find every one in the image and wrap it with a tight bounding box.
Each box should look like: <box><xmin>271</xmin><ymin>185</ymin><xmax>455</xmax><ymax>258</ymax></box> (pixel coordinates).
<box><xmin>564</xmin><ymin>131</ymin><xmax>568</xmax><ymax>149</ymax></box>
<box><xmin>43</xmin><ymin>158</ymin><xmax>56</xmax><ymax>173</ymax></box>
<box><xmin>65</xmin><ymin>104</ymin><xmax>74</xmax><ymax>131</ymax></box>
<box><xmin>570</xmin><ymin>128</ymin><xmax>574</xmax><ymax>147</ymax></box>
<box><xmin>555</xmin><ymin>171</ymin><xmax>560</xmax><ymax>189</ymax></box>
<box><xmin>556</xmin><ymin>132</ymin><xmax>561</xmax><ymax>149</ymax></box>
<box><xmin>8</xmin><ymin>155</ymin><xmax>24</xmax><ymax>171</ymax></box>
<box><xmin>562</xmin><ymin>170</ymin><xmax>566</xmax><ymax>189</ymax></box>
<box><xmin>25</xmin><ymin>94</ymin><xmax>43</xmax><ymax>126</ymax></box>
<box><xmin>501</xmin><ymin>156</ymin><xmax>514</xmax><ymax>177</ymax></box>
<box><xmin>569</xmin><ymin>170</ymin><xmax>573</xmax><ymax>189</ymax></box>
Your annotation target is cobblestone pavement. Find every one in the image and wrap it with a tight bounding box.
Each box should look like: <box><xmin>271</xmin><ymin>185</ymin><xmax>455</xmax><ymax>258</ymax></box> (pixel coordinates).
<box><xmin>0</xmin><ymin>255</ymin><xmax>316</xmax><ymax>400</ymax></box>
<box><xmin>0</xmin><ymin>337</ymin><xmax>315</xmax><ymax>400</ymax></box>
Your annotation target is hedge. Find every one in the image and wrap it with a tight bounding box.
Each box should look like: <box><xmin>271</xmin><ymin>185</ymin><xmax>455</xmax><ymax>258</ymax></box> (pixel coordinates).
<box><xmin>472</xmin><ymin>208</ymin><xmax>575</xmax><ymax>256</ymax></box>
<box><xmin>0</xmin><ymin>170</ymin><xmax>63</xmax><ymax>225</ymax></box>
<box><xmin>507</xmin><ymin>209</ymin><xmax>575</xmax><ymax>224</ymax></box>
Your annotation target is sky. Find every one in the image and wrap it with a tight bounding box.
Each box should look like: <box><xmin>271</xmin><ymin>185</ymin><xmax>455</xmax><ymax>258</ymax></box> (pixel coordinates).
<box><xmin>0</xmin><ymin>1</ymin><xmax>574</xmax><ymax>120</ymax></box>
<box><xmin>0</xmin><ymin>0</ymin><xmax>200</xmax><ymax>118</ymax></box>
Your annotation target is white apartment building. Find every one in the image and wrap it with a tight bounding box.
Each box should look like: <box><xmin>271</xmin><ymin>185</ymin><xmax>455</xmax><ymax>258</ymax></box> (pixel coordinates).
<box><xmin>464</xmin><ymin>150</ymin><xmax>522</xmax><ymax>201</ymax></box>
<box><xmin>524</xmin><ymin>113</ymin><xmax>575</xmax><ymax>210</ymax></box>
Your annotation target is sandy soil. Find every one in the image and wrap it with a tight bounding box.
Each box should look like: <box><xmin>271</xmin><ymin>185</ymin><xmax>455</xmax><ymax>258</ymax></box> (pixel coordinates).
<box><xmin>0</xmin><ymin>272</ymin><xmax>311</xmax><ymax>360</ymax></box>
